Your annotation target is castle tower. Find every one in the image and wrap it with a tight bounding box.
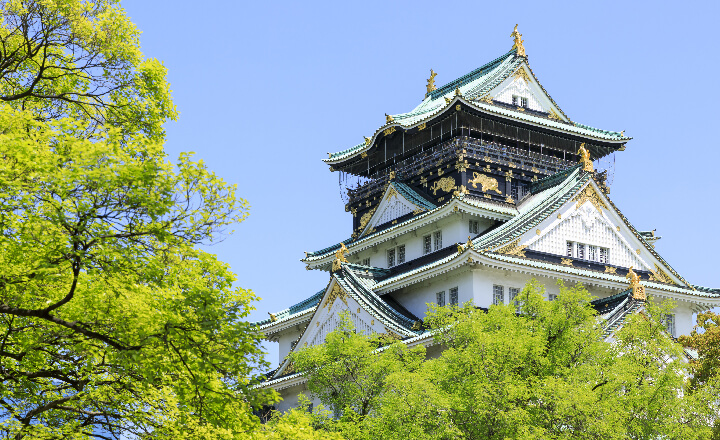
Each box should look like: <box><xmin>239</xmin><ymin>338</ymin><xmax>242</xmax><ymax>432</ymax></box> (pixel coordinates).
<box><xmin>256</xmin><ymin>28</ymin><xmax>720</xmax><ymax>411</ymax></box>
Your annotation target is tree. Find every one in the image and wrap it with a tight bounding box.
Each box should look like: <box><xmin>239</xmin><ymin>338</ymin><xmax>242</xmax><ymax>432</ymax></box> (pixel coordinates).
<box><xmin>679</xmin><ymin>311</ymin><xmax>720</xmax><ymax>389</ymax></box>
<box><xmin>0</xmin><ymin>1</ymin><xmax>301</xmax><ymax>438</ymax></box>
<box><xmin>290</xmin><ymin>313</ymin><xmax>425</xmax><ymax>420</ymax></box>
<box><xmin>294</xmin><ymin>280</ymin><xmax>717</xmax><ymax>440</ymax></box>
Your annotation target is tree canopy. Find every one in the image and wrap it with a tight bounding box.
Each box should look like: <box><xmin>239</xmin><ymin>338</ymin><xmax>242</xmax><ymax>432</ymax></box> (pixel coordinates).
<box><xmin>0</xmin><ymin>1</ymin><xmax>330</xmax><ymax>438</ymax></box>
<box><xmin>292</xmin><ymin>280</ymin><xmax>720</xmax><ymax>440</ymax></box>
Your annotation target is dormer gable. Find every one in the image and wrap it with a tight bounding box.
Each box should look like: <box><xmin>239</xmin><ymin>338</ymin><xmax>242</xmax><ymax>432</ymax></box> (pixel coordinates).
<box><xmin>359</xmin><ymin>182</ymin><xmax>435</xmax><ymax>237</ymax></box>
<box><xmin>486</xmin><ymin>64</ymin><xmax>569</xmax><ymax>121</ymax></box>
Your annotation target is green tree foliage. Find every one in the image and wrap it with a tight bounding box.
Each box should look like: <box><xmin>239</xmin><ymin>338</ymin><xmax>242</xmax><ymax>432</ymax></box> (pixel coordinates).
<box><xmin>0</xmin><ymin>0</ymin><xmax>325</xmax><ymax>438</ymax></box>
<box><xmin>680</xmin><ymin>311</ymin><xmax>720</xmax><ymax>388</ymax></box>
<box><xmin>294</xmin><ymin>280</ymin><xmax>718</xmax><ymax>440</ymax></box>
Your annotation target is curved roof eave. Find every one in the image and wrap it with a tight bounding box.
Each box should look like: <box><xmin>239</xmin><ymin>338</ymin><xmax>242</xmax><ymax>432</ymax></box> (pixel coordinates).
<box><xmin>324</xmin><ymin>95</ymin><xmax>630</xmax><ymax>165</ymax></box>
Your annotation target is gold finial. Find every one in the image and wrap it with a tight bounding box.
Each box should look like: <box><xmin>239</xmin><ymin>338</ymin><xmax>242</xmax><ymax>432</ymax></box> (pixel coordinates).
<box><xmin>364</xmin><ymin>136</ymin><xmax>371</xmax><ymax>146</ymax></box>
<box><xmin>620</xmin><ymin>130</ymin><xmax>625</xmax><ymax>136</ymax></box>
<box><xmin>455</xmin><ymin>87</ymin><xmax>462</xmax><ymax>97</ymax></box>
<box><xmin>510</xmin><ymin>24</ymin><xmax>526</xmax><ymax>57</ymax></box>
<box><xmin>444</xmin><ymin>97</ymin><xmax>451</xmax><ymax>104</ymax></box>
<box><xmin>386</xmin><ymin>113</ymin><xmax>394</xmax><ymax>124</ymax></box>
<box><xmin>268</xmin><ymin>312</ymin><xmax>277</xmax><ymax>322</ymax></box>
<box><xmin>626</xmin><ymin>266</ymin><xmax>646</xmax><ymax>301</ymax></box>
<box><xmin>578</xmin><ymin>143</ymin><xmax>594</xmax><ymax>172</ymax></box>
<box><xmin>426</xmin><ymin>69</ymin><xmax>437</xmax><ymax>94</ymax></box>
<box><xmin>331</xmin><ymin>242</ymin><xmax>350</xmax><ymax>272</ymax></box>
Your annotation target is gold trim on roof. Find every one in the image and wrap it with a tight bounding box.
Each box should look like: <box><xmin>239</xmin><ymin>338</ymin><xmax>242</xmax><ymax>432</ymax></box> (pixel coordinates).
<box><xmin>573</xmin><ymin>184</ymin><xmax>608</xmax><ymax>212</ymax></box>
<box><xmin>495</xmin><ymin>238</ymin><xmax>527</xmax><ymax>258</ymax></box>
<box><xmin>510</xmin><ymin>24</ymin><xmax>526</xmax><ymax>57</ymax></box>
<box><xmin>426</xmin><ymin>69</ymin><xmax>437</xmax><ymax>94</ymax></box>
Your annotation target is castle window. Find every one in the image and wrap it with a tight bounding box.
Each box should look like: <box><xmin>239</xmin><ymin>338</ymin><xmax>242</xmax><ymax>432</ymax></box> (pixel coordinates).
<box><xmin>509</xmin><ymin>287</ymin><xmax>521</xmax><ymax>312</ymax></box>
<box><xmin>449</xmin><ymin>287</ymin><xmax>459</xmax><ymax>306</ymax></box>
<box><xmin>576</xmin><ymin>243</ymin><xmax>585</xmax><ymax>260</ymax></box>
<box><xmin>599</xmin><ymin>248</ymin><xmax>609</xmax><ymax>264</ymax></box>
<box><xmin>436</xmin><ymin>291</ymin><xmax>446</xmax><ymax>307</ymax></box>
<box><xmin>433</xmin><ymin>230</ymin><xmax>443</xmax><ymax>251</ymax></box>
<box><xmin>469</xmin><ymin>220</ymin><xmax>480</xmax><ymax>235</ymax></box>
<box><xmin>423</xmin><ymin>235</ymin><xmax>432</xmax><ymax>254</ymax></box>
<box><xmin>387</xmin><ymin>248</ymin><xmax>396</xmax><ymax>268</ymax></box>
<box><xmin>512</xmin><ymin>95</ymin><xmax>528</xmax><ymax>108</ymax></box>
<box><xmin>664</xmin><ymin>314</ymin><xmax>676</xmax><ymax>338</ymax></box>
<box><xmin>549</xmin><ymin>293</ymin><xmax>557</xmax><ymax>301</ymax></box>
<box><xmin>588</xmin><ymin>245</ymin><xmax>597</xmax><ymax>261</ymax></box>
<box><xmin>493</xmin><ymin>285</ymin><xmax>504</xmax><ymax>305</ymax></box>
<box><xmin>566</xmin><ymin>241</ymin><xmax>573</xmax><ymax>257</ymax></box>
<box><xmin>362</xmin><ymin>258</ymin><xmax>370</xmax><ymax>266</ymax></box>
<box><xmin>397</xmin><ymin>245</ymin><xmax>405</xmax><ymax>264</ymax></box>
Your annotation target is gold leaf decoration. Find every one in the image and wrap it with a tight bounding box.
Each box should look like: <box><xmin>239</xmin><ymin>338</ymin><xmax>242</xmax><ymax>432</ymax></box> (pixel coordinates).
<box><xmin>604</xmin><ymin>266</ymin><xmax>617</xmax><ymax>274</ymax></box>
<box><xmin>324</xmin><ymin>283</ymin><xmax>348</xmax><ymax>309</ymax></box>
<box><xmin>561</xmin><ymin>258</ymin><xmax>573</xmax><ymax>266</ymax></box>
<box><xmin>495</xmin><ymin>238</ymin><xmax>527</xmax><ymax>257</ymax></box>
<box><xmin>430</xmin><ymin>177</ymin><xmax>457</xmax><ymax>195</ymax></box>
<box><xmin>468</xmin><ymin>172</ymin><xmax>502</xmax><ymax>194</ymax></box>
<box><xmin>572</xmin><ymin>185</ymin><xmax>608</xmax><ymax>212</ymax></box>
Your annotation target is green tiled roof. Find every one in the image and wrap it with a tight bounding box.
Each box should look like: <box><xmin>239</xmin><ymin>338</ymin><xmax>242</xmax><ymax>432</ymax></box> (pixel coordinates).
<box><xmin>253</xmin><ymin>289</ymin><xmax>324</xmax><ymax>328</ymax></box>
<box><xmin>326</xmin><ymin>50</ymin><xmax>628</xmax><ymax>163</ymax></box>
<box><xmin>393</xmin><ymin>181</ymin><xmax>436</xmax><ymax>211</ymax></box>
<box><xmin>304</xmin><ymin>194</ymin><xmax>515</xmax><ymax>261</ymax></box>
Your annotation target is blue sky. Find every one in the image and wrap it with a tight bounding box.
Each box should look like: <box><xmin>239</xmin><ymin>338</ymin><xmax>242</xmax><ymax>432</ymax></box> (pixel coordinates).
<box><xmin>123</xmin><ymin>0</ymin><xmax>719</xmax><ymax>365</ymax></box>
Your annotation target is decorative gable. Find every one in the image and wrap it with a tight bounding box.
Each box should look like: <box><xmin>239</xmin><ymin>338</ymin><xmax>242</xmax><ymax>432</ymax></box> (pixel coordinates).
<box><xmin>360</xmin><ymin>183</ymin><xmax>432</xmax><ymax>236</ymax></box>
<box><xmin>528</xmin><ymin>201</ymin><xmax>650</xmax><ymax>270</ymax></box>
<box><xmin>488</xmin><ymin>64</ymin><xmax>568</xmax><ymax>121</ymax></box>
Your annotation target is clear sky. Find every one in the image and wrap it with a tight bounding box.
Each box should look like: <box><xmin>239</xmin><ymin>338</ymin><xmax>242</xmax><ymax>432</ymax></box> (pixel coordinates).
<box><xmin>122</xmin><ymin>0</ymin><xmax>719</xmax><ymax>366</ymax></box>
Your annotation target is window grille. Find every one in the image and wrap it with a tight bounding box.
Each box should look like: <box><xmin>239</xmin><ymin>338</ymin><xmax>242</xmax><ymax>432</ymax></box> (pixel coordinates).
<box><xmin>520</xmin><ymin>97</ymin><xmax>528</xmax><ymax>107</ymax></box>
<box><xmin>436</xmin><ymin>291</ymin><xmax>446</xmax><ymax>307</ymax></box>
<box><xmin>548</xmin><ymin>293</ymin><xmax>557</xmax><ymax>301</ymax></box>
<box><xmin>588</xmin><ymin>245</ymin><xmax>597</xmax><ymax>261</ymax></box>
<box><xmin>576</xmin><ymin>243</ymin><xmax>584</xmax><ymax>260</ymax></box>
<box><xmin>566</xmin><ymin>241</ymin><xmax>573</xmax><ymax>257</ymax></box>
<box><xmin>509</xmin><ymin>287</ymin><xmax>521</xmax><ymax>312</ymax></box>
<box><xmin>469</xmin><ymin>220</ymin><xmax>480</xmax><ymax>234</ymax></box>
<box><xmin>397</xmin><ymin>245</ymin><xmax>405</xmax><ymax>264</ymax></box>
<box><xmin>433</xmin><ymin>231</ymin><xmax>442</xmax><ymax>251</ymax></box>
<box><xmin>449</xmin><ymin>287</ymin><xmax>458</xmax><ymax>306</ymax></box>
<box><xmin>599</xmin><ymin>248</ymin><xmax>609</xmax><ymax>264</ymax></box>
<box><xmin>493</xmin><ymin>285</ymin><xmax>504</xmax><ymax>305</ymax></box>
<box><xmin>362</xmin><ymin>258</ymin><xmax>370</xmax><ymax>266</ymax></box>
<box><xmin>511</xmin><ymin>180</ymin><xmax>518</xmax><ymax>200</ymax></box>
<box><xmin>423</xmin><ymin>235</ymin><xmax>432</xmax><ymax>255</ymax></box>
<box><xmin>387</xmin><ymin>249</ymin><xmax>395</xmax><ymax>267</ymax></box>
<box><xmin>664</xmin><ymin>314</ymin><xmax>676</xmax><ymax>338</ymax></box>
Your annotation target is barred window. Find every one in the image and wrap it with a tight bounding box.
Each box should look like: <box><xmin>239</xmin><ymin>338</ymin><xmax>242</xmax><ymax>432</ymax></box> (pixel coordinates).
<box><xmin>469</xmin><ymin>220</ymin><xmax>480</xmax><ymax>234</ymax></box>
<box><xmin>362</xmin><ymin>258</ymin><xmax>370</xmax><ymax>266</ymax></box>
<box><xmin>664</xmin><ymin>314</ymin><xmax>676</xmax><ymax>338</ymax></box>
<box><xmin>433</xmin><ymin>230</ymin><xmax>442</xmax><ymax>251</ymax></box>
<box><xmin>436</xmin><ymin>291</ymin><xmax>446</xmax><ymax>307</ymax></box>
<box><xmin>423</xmin><ymin>235</ymin><xmax>432</xmax><ymax>255</ymax></box>
<box><xmin>548</xmin><ymin>293</ymin><xmax>557</xmax><ymax>301</ymax></box>
<box><xmin>397</xmin><ymin>245</ymin><xmax>406</xmax><ymax>264</ymax></box>
<box><xmin>493</xmin><ymin>285</ymin><xmax>504</xmax><ymax>305</ymax></box>
<box><xmin>449</xmin><ymin>287</ymin><xmax>459</xmax><ymax>306</ymax></box>
<box><xmin>566</xmin><ymin>241</ymin><xmax>573</xmax><ymax>257</ymax></box>
<box><xmin>509</xmin><ymin>287</ymin><xmax>521</xmax><ymax>313</ymax></box>
<box><xmin>576</xmin><ymin>243</ymin><xmax>584</xmax><ymax>260</ymax></box>
<box><xmin>599</xmin><ymin>248</ymin><xmax>609</xmax><ymax>264</ymax></box>
<box><xmin>588</xmin><ymin>245</ymin><xmax>597</xmax><ymax>261</ymax></box>
<box><xmin>387</xmin><ymin>249</ymin><xmax>396</xmax><ymax>267</ymax></box>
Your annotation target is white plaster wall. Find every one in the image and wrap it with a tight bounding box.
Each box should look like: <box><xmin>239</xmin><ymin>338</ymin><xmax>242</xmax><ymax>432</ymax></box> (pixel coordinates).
<box><xmin>277</xmin><ymin>328</ymin><xmax>302</xmax><ymax>361</ymax></box>
<box><xmin>391</xmin><ymin>268</ymin><xmax>474</xmax><ymax>319</ymax></box>
<box><xmin>352</xmin><ymin>214</ymin><xmax>495</xmax><ymax>269</ymax></box>
<box><xmin>275</xmin><ymin>384</ymin><xmax>321</xmax><ymax>413</ymax></box>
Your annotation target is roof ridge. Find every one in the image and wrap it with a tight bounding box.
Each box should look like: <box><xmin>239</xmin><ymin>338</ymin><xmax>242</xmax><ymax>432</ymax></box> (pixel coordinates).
<box><xmin>428</xmin><ymin>49</ymin><xmax>517</xmax><ymax>99</ymax></box>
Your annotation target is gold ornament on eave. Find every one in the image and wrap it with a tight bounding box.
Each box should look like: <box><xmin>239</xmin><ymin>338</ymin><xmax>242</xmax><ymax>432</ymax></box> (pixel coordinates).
<box><xmin>511</xmin><ymin>24</ymin><xmax>526</xmax><ymax>57</ymax></box>
<box><xmin>331</xmin><ymin>242</ymin><xmax>349</xmax><ymax>272</ymax></box>
<box><xmin>578</xmin><ymin>143</ymin><xmax>594</xmax><ymax>172</ymax></box>
<box><xmin>626</xmin><ymin>266</ymin><xmax>646</xmax><ymax>301</ymax></box>
<box><xmin>426</xmin><ymin>69</ymin><xmax>437</xmax><ymax>95</ymax></box>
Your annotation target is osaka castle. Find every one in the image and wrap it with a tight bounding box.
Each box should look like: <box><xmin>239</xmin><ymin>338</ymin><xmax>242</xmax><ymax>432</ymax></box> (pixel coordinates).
<box><xmin>256</xmin><ymin>26</ymin><xmax>720</xmax><ymax>411</ymax></box>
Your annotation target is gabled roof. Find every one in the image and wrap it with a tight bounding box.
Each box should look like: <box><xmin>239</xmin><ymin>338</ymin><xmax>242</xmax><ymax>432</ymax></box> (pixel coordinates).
<box><xmin>325</xmin><ymin>49</ymin><xmax>629</xmax><ymax>164</ymax></box>
<box><xmin>270</xmin><ymin>263</ymin><xmax>424</xmax><ymax>379</ymax></box>
<box><xmin>357</xmin><ymin>181</ymin><xmax>436</xmax><ymax>238</ymax></box>
<box><xmin>303</xmin><ymin>193</ymin><xmax>515</xmax><ymax>265</ymax></box>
